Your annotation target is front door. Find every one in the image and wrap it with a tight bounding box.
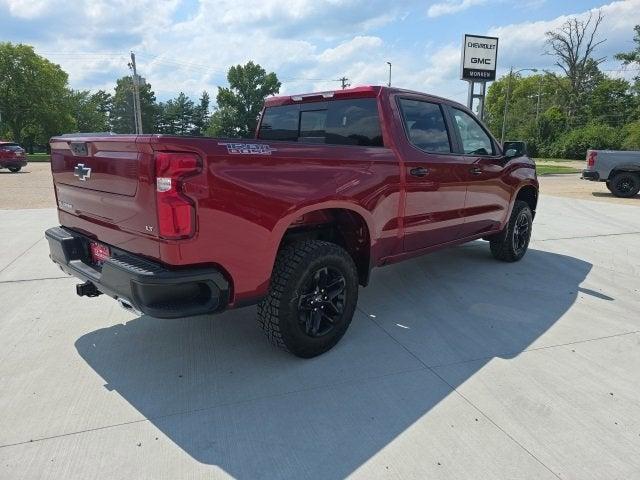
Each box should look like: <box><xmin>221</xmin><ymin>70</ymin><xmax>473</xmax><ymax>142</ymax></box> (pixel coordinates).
<box><xmin>447</xmin><ymin>106</ymin><xmax>510</xmax><ymax>237</ymax></box>
<box><xmin>396</xmin><ymin>98</ymin><xmax>468</xmax><ymax>252</ymax></box>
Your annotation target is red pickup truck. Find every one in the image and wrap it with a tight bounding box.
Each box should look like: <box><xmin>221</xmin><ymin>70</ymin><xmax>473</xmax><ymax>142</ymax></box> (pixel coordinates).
<box><xmin>46</xmin><ymin>86</ymin><xmax>538</xmax><ymax>357</ymax></box>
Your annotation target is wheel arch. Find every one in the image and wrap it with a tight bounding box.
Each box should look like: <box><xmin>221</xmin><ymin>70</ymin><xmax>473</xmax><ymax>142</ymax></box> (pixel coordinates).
<box><xmin>271</xmin><ymin>203</ymin><xmax>374</xmax><ymax>287</ymax></box>
<box><xmin>514</xmin><ymin>183</ymin><xmax>539</xmax><ymax>218</ymax></box>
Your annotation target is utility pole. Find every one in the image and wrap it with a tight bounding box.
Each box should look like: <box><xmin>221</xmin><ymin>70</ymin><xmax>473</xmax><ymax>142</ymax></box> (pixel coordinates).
<box><xmin>336</xmin><ymin>77</ymin><xmax>350</xmax><ymax>89</ymax></box>
<box><xmin>128</xmin><ymin>51</ymin><xmax>143</xmax><ymax>134</ymax></box>
<box><xmin>386</xmin><ymin>62</ymin><xmax>392</xmax><ymax>87</ymax></box>
<box><xmin>536</xmin><ymin>75</ymin><xmax>543</xmax><ymax>140</ymax></box>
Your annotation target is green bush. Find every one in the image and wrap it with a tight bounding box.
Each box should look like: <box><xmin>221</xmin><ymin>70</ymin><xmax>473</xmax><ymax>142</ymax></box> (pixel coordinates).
<box><xmin>544</xmin><ymin>123</ymin><xmax>623</xmax><ymax>159</ymax></box>
<box><xmin>622</xmin><ymin>121</ymin><xmax>640</xmax><ymax>150</ymax></box>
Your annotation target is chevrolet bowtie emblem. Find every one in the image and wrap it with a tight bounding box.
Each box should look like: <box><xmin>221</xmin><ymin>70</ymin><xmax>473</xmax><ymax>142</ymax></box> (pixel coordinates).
<box><xmin>74</xmin><ymin>163</ymin><xmax>91</xmax><ymax>181</ymax></box>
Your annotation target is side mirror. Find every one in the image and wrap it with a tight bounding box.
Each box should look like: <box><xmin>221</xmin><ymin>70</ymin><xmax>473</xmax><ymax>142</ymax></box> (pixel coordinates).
<box><xmin>503</xmin><ymin>141</ymin><xmax>528</xmax><ymax>158</ymax></box>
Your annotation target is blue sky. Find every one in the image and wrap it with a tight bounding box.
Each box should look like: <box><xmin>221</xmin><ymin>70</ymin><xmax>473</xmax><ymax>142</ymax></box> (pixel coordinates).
<box><xmin>1</xmin><ymin>0</ymin><xmax>638</xmax><ymax>103</ymax></box>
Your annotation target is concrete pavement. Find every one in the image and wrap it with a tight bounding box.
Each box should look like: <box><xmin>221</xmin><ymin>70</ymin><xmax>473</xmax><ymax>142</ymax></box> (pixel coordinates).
<box><xmin>0</xmin><ymin>195</ymin><xmax>639</xmax><ymax>479</ymax></box>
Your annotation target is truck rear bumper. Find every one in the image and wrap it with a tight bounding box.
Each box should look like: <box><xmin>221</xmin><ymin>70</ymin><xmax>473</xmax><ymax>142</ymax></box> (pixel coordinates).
<box><xmin>45</xmin><ymin>226</ymin><xmax>229</xmax><ymax>318</ymax></box>
<box><xmin>581</xmin><ymin>170</ymin><xmax>600</xmax><ymax>181</ymax></box>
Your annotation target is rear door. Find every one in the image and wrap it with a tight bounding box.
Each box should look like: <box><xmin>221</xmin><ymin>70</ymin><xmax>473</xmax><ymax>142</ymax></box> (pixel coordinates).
<box><xmin>446</xmin><ymin>106</ymin><xmax>510</xmax><ymax>237</ymax></box>
<box><xmin>396</xmin><ymin>97</ymin><xmax>468</xmax><ymax>252</ymax></box>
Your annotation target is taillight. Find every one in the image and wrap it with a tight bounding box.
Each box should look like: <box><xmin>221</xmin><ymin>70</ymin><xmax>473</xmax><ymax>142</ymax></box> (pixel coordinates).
<box><xmin>587</xmin><ymin>150</ymin><xmax>597</xmax><ymax>168</ymax></box>
<box><xmin>155</xmin><ymin>152</ymin><xmax>200</xmax><ymax>239</ymax></box>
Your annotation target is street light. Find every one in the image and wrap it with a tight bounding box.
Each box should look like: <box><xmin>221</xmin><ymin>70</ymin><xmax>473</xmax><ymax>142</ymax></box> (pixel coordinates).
<box><xmin>500</xmin><ymin>67</ymin><xmax>538</xmax><ymax>144</ymax></box>
<box><xmin>386</xmin><ymin>62</ymin><xmax>392</xmax><ymax>87</ymax></box>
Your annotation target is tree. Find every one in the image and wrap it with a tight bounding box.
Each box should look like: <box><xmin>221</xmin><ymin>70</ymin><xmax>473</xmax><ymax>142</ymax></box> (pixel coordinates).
<box><xmin>110</xmin><ymin>76</ymin><xmax>159</xmax><ymax>134</ymax></box>
<box><xmin>157</xmin><ymin>92</ymin><xmax>195</xmax><ymax>135</ymax></box>
<box><xmin>191</xmin><ymin>91</ymin><xmax>210</xmax><ymax>136</ymax></box>
<box><xmin>485</xmin><ymin>72</ymin><xmax>564</xmax><ymax>153</ymax></box>
<box><xmin>0</xmin><ymin>42</ymin><xmax>73</xmax><ymax>150</ymax></box>
<box><xmin>545</xmin><ymin>11</ymin><xmax>606</xmax><ymax>118</ymax></box>
<box><xmin>584</xmin><ymin>77</ymin><xmax>633</xmax><ymax>126</ymax></box>
<box><xmin>206</xmin><ymin>61</ymin><xmax>280</xmax><ymax>138</ymax></box>
<box><xmin>621</xmin><ymin>121</ymin><xmax>640</xmax><ymax>150</ymax></box>
<box><xmin>68</xmin><ymin>89</ymin><xmax>112</xmax><ymax>132</ymax></box>
<box><xmin>615</xmin><ymin>25</ymin><xmax>640</xmax><ymax>75</ymax></box>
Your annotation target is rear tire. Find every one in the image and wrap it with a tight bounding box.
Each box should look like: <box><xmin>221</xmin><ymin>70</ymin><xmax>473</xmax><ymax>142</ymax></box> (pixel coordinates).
<box><xmin>8</xmin><ymin>166</ymin><xmax>21</xmax><ymax>173</ymax></box>
<box><xmin>257</xmin><ymin>240</ymin><xmax>359</xmax><ymax>358</ymax></box>
<box><xmin>489</xmin><ymin>201</ymin><xmax>533</xmax><ymax>262</ymax></box>
<box><xmin>608</xmin><ymin>172</ymin><xmax>640</xmax><ymax>198</ymax></box>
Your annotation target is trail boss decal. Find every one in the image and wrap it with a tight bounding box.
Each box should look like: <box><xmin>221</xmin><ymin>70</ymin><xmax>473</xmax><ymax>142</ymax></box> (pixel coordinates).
<box><xmin>219</xmin><ymin>142</ymin><xmax>277</xmax><ymax>155</ymax></box>
<box><xmin>461</xmin><ymin>34</ymin><xmax>499</xmax><ymax>81</ymax></box>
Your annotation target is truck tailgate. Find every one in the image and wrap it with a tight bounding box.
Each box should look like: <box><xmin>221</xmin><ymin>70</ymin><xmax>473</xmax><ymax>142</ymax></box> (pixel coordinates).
<box><xmin>50</xmin><ymin>135</ymin><xmax>160</xmax><ymax>245</ymax></box>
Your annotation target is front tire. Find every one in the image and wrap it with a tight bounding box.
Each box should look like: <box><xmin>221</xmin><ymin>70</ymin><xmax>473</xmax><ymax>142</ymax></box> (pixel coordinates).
<box><xmin>608</xmin><ymin>172</ymin><xmax>640</xmax><ymax>198</ymax></box>
<box><xmin>257</xmin><ymin>240</ymin><xmax>359</xmax><ymax>358</ymax></box>
<box><xmin>490</xmin><ymin>201</ymin><xmax>533</xmax><ymax>262</ymax></box>
<box><xmin>8</xmin><ymin>166</ymin><xmax>21</xmax><ymax>173</ymax></box>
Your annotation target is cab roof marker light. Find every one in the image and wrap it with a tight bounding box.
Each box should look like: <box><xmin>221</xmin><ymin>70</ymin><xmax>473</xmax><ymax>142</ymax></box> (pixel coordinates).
<box><xmin>291</xmin><ymin>91</ymin><xmax>335</xmax><ymax>102</ymax></box>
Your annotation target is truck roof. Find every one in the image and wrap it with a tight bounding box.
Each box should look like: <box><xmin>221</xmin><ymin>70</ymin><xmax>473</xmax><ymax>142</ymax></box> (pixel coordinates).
<box><xmin>264</xmin><ymin>85</ymin><xmax>465</xmax><ymax>109</ymax></box>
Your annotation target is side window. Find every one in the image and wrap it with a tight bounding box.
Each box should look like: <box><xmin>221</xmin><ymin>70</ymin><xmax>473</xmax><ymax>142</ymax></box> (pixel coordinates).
<box><xmin>257</xmin><ymin>98</ymin><xmax>384</xmax><ymax>147</ymax></box>
<box><xmin>325</xmin><ymin>98</ymin><xmax>383</xmax><ymax>147</ymax></box>
<box><xmin>398</xmin><ymin>99</ymin><xmax>451</xmax><ymax>153</ymax></box>
<box><xmin>258</xmin><ymin>105</ymin><xmax>299</xmax><ymax>141</ymax></box>
<box><xmin>451</xmin><ymin>108</ymin><xmax>494</xmax><ymax>155</ymax></box>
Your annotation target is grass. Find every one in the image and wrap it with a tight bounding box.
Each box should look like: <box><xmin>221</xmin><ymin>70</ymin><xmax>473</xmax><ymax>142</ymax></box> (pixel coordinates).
<box><xmin>534</xmin><ymin>157</ymin><xmax>577</xmax><ymax>163</ymax></box>
<box><xmin>27</xmin><ymin>153</ymin><xmax>50</xmax><ymax>162</ymax></box>
<box><xmin>536</xmin><ymin>164</ymin><xmax>581</xmax><ymax>175</ymax></box>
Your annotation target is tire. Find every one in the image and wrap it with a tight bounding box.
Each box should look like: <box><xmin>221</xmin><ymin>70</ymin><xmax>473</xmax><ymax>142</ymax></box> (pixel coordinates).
<box><xmin>489</xmin><ymin>200</ymin><xmax>533</xmax><ymax>262</ymax></box>
<box><xmin>8</xmin><ymin>166</ymin><xmax>21</xmax><ymax>173</ymax></box>
<box><xmin>608</xmin><ymin>172</ymin><xmax>640</xmax><ymax>198</ymax></box>
<box><xmin>605</xmin><ymin>181</ymin><xmax>613</xmax><ymax>193</ymax></box>
<box><xmin>257</xmin><ymin>240</ymin><xmax>359</xmax><ymax>358</ymax></box>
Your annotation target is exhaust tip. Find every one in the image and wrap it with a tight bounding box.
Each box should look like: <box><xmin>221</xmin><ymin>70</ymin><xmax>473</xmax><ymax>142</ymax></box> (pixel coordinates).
<box><xmin>117</xmin><ymin>297</ymin><xmax>142</xmax><ymax>316</ymax></box>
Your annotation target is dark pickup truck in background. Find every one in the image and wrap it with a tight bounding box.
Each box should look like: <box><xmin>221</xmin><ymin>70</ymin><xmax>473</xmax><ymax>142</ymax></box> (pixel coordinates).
<box><xmin>45</xmin><ymin>86</ymin><xmax>538</xmax><ymax>357</ymax></box>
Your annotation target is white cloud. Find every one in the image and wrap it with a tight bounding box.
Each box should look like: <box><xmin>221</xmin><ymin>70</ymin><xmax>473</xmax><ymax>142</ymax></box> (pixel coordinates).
<box><xmin>488</xmin><ymin>0</ymin><xmax>640</xmax><ymax>76</ymax></box>
<box><xmin>317</xmin><ymin>36</ymin><xmax>384</xmax><ymax>63</ymax></box>
<box><xmin>1</xmin><ymin>0</ymin><xmax>53</xmax><ymax>19</ymax></box>
<box><xmin>427</xmin><ymin>0</ymin><xmax>486</xmax><ymax>18</ymax></box>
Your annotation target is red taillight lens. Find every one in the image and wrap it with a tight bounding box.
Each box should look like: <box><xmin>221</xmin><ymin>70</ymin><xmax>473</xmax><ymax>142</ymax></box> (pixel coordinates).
<box><xmin>155</xmin><ymin>152</ymin><xmax>200</xmax><ymax>239</ymax></box>
<box><xmin>587</xmin><ymin>150</ymin><xmax>597</xmax><ymax>168</ymax></box>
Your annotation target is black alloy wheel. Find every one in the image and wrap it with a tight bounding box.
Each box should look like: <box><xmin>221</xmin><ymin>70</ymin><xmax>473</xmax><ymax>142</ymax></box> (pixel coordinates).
<box><xmin>512</xmin><ymin>211</ymin><xmax>531</xmax><ymax>256</ymax></box>
<box><xmin>297</xmin><ymin>266</ymin><xmax>347</xmax><ymax>338</ymax></box>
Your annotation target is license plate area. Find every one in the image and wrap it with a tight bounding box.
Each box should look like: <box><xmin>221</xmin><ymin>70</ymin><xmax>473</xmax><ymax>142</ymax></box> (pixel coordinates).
<box><xmin>89</xmin><ymin>241</ymin><xmax>110</xmax><ymax>267</ymax></box>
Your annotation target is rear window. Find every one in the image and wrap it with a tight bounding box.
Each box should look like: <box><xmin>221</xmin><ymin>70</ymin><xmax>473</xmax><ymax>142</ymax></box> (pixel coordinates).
<box><xmin>258</xmin><ymin>98</ymin><xmax>384</xmax><ymax>147</ymax></box>
<box><xmin>0</xmin><ymin>143</ymin><xmax>22</xmax><ymax>151</ymax></box>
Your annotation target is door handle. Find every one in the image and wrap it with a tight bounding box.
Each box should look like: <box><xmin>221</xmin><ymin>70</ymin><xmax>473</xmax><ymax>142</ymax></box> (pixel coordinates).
<box><xmin>410</xmin><ymin>167</ymin><xmax>429</xmax><ymax>177</ymax></box>
<box><xmin>469</xmin><ymin>167</ymin><xmax>482</xmax><ymax>175</ymax></box>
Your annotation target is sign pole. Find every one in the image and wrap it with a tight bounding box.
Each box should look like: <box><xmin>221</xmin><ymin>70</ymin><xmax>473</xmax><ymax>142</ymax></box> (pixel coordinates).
<box><xmin>461</xmin><ymin>34</ymin><xmax>498</xmax><ymax>121</ymax></box>
<box><xmin>466</xmin><ymin>80</ymin><xmax>488</xmax><ymax>120</ymax></box>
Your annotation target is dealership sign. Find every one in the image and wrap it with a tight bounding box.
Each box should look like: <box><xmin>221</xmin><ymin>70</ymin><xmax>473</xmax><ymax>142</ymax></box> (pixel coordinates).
<box><xmin>461</xmin><ymin>34</ymin><xmax>499</xmax><ymax>81</ymax></box>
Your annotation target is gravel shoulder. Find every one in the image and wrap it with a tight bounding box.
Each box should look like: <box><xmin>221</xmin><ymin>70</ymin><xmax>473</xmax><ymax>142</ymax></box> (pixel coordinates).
<box><xmin>0</xmin><ymin>163</ymin><xmax>56</xmax><ymax>209</ymax></box>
